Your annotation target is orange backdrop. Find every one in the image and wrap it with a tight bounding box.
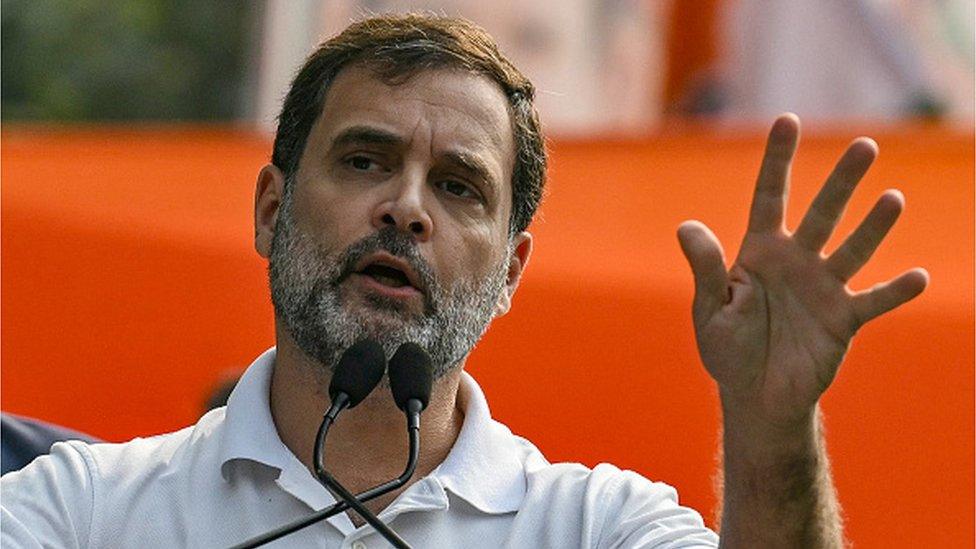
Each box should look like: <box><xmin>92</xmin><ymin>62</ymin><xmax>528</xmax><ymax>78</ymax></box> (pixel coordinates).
<box><xmin>2</xmin><ymin>124</ymin><xmax>972</xmax><ymax>546</ymax></box>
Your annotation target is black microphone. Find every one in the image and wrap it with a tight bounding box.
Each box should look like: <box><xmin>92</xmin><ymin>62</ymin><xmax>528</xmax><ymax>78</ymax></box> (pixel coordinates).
<box><xmin>389</xmin><ymin>342</ymin><xmax>433</xmax><ymax>428</ymax></box>
<box><xmin>312</xmin><ymin>340</ymin><xmax>410</xmax><ymax>548</ymax></box>
<box><xmin>323</xmin><ymin>339</ymin><xmax>387</xmax><ymax>421</ymax></box>
<box><xmin>229</xmin><ymin>342</ymin><xmax>433</xmax><ymax>549</ymax></box>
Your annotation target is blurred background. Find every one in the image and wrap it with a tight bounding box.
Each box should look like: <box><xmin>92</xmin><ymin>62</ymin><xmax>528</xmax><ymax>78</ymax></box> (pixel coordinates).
<box><xmin>2</xmin><ymin>1</ymin><xmax>973</xmax><ymax>546</ymax></box>
<box><xmin>3</xmin><ymin>1</ymin><xmax>974</xmax><ymax>128</ymax></box>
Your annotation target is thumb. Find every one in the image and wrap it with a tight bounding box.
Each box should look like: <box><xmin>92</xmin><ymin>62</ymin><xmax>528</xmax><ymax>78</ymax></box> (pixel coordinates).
<box><xmin>677</xmin><ymin>220</ymin><xmax>729</xmax><ymax>318</ymax></box>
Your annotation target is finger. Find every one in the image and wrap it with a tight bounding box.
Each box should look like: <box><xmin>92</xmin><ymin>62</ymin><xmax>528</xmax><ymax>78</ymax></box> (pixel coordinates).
<box><xmin>794</xmin><ymin>137</ymin><xmax>878</xmax><ymax>251</ymax></box>
<box><xmin>677</xmin><ymin>220</ymin><xmax>730</xmax><ymax>318</ymax></box>
<box><xmin>825</xmin><ymin>190</ymin><xmax>904</xmax><ymax>281</ymax></box>
<box><xmin>747</xmin><ymin>113</ymin><xmax>800</xmax><ymax>234</ymax></box>
<box><xmin>851</xmin><ymin>268</ymin><xmax>929</xmax><ymax>326</ymax></box>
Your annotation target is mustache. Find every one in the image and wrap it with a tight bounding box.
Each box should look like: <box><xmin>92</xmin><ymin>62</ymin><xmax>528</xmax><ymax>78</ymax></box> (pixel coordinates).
<box><xmin>333</xmin><ymin>226</ymin><xmax>437</xmax><ymax>298</ymax></box>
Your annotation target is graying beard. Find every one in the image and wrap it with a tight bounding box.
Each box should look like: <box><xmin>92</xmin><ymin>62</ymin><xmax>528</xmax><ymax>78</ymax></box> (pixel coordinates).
<box><xmin>268</xmin><ymin>204</ymin><xmax>508</xmax><ymax>384</ymax></box>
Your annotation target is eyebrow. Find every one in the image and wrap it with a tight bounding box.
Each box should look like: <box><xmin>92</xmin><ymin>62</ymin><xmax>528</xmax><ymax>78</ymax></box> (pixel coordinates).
<box><xmin>330</xmin><ymin>126</ymin><xmax>403</xmax><ymax>149</ymax></box>
<box><xmin>442</xmin><ymin>150</ymin><xmax>497</xmax><ymax>191</ymax></box>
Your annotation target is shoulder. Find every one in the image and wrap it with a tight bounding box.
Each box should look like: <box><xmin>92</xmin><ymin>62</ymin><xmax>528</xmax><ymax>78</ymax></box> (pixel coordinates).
<box><xmin>517</xmin><ymin>452</ymin><xmax>719</xmax><ymax>547</ymax></box>
<box><xmin>1</xmin><ymin>408</ymin><xmax>227</xmax><ymax>547</ymax></box>
<box><xmin>2</xmin><ymin>437</ymin><xmax>102</xmax><ymax>548</ymax></box>
<box><xmin>1</xmin><ymin>413</ymin><xmax>101</xmax><ymax>475</ymax></box>
<box><xmin>521</xmin><ymin>457</ymin><xmax>684</xmax><ymax>511</ymax></box>
<box><xmin>82</xmin><ymin>407</ymin><xmax>225</xmax><ymax>478</ymax></box>
<box><xmin>505</xmin><ymin>432</ymin><xmax>673</xmax><ymax>501</ymax></box>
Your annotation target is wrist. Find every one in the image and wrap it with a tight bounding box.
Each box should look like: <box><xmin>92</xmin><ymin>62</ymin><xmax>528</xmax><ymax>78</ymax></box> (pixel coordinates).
<box><xmin>720</xmin><ymin>393</ymin><xmax>820</xmax><ymax>455</ymax></box>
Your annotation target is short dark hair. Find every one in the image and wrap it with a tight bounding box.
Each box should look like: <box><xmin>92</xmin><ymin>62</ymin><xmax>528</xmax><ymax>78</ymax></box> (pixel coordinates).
<box><xmin>271</xmin><ymin>13</ymin><xmax>546</xmax><ymax>235</ymax></box>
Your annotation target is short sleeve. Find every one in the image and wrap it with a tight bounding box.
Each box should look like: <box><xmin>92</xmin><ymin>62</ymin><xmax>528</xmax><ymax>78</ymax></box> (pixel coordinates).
<box><xmin>1</xmin><ymin>441</ymin><xmax>96</xmax><ymax>549</ymax></box>
<box><xmin>594</xmin><ymin>466</ymin><xmax>719</xmax><ymax>548</ymax></box>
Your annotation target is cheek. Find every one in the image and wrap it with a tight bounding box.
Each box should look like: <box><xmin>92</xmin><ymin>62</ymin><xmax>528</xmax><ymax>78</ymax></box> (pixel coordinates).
<box><xmin>294</xmin><ymin>189</ymin><xmax>368</xmax><ymax>246</ymax></box>
<box><xmin>439</xmin><ymin>227</ymin><xmax>507</xmax><ymax>283</ymax></box>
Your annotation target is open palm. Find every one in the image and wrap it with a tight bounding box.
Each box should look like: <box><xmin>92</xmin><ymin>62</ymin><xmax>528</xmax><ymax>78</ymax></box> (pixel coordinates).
<box><xmin>678</xmin><ymin>114</ymin><xmax>928</xmax><ymax>426</ymax></box>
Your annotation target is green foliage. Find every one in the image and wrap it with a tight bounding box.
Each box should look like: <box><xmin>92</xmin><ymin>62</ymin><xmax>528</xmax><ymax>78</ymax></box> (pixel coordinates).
<box><xmin>1</xmin><ymin>0</ymin><xmax>257</xmax><ymax>121</ymax></box>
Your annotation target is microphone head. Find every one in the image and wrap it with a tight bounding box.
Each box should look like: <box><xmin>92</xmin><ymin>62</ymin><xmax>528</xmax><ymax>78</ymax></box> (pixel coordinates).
<box><xmin>389</xmin><ymin>342</ymin><xmax>434</xmax><ymax>412</ymax></box>
<box><xmin>329</xmin><ymin>339</ymin><xmax>386</xmax><ymax>408</ymax></box>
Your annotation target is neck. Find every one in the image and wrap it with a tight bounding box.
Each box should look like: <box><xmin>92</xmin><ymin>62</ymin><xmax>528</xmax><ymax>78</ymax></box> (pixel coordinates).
<box><xmin>269</xmin><ymin>330</ymin><xmax>465</xmax><ymax>507</ymax></box>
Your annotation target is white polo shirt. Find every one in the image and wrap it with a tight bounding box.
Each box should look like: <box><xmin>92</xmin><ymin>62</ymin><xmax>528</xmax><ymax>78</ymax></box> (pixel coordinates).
<box><xmin>1</xmin><ymin>348</ymin><xmax>718</xmax><ymax>548</ymax></box>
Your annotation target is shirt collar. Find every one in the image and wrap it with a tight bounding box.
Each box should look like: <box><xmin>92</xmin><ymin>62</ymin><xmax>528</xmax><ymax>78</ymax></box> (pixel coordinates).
<box><xmin>219</xmin><ymin>348</ymin><xmax>528</xmax><ymax>515</ymax></box>
<box><xmin>220</xmin><ymin>348</ymin><xmax>337</xmax><ymax>510</ymax></box>
<box><xmin>219</xmin><ymin>348</ymin><xmax>283</xmax><ymax>476</ymax></box>
<box><xmin>428</xmin><ymin>371</ymin><xmax>527</xmax><ymax>515</ymax></box>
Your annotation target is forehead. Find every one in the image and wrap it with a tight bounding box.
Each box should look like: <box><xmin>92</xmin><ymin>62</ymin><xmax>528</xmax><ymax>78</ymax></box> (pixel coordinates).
<box><xmin>306</xmin><ymin>65</ymin><xmax>516</xmax><ymax>183</ymax></box>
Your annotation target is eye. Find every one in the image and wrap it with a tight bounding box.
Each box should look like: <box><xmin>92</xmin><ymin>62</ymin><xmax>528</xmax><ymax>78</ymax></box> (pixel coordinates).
<box><xmin>339</xmin><ymin>153</ymin><xmax>394</xmax><ymax>176</ymax></box>
<box><xmin>347</xmin><ymin>155</ymin><xmax>378</xmax><ymax>171</ymax></box>
<box><xmin>436</xmin><ymin>179</ymin><xmax>482</xmax><ymax>201</ymax></box>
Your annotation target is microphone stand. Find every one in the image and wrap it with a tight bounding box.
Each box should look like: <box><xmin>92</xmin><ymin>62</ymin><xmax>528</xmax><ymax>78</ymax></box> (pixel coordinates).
<box><xmin>229</xmin><ymin>401</ymin><xmax>421</xmax><ymax>549</ymax></box>
<box><xmin>313</xmin><ymin>410</ymin><xmax>412</xmax><ymax>549</ymax></box>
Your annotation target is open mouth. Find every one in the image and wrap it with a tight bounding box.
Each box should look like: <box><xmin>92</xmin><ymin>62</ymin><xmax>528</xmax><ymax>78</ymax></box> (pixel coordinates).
<box><xmin>349</xmin><ymin>252</ymin><xmax>427</xmax><ymax>302</ymax></box>
<box><xmin>360</xmin><ymin>263</ymin><xmax>413</xmax><ymax>289</ymax></box>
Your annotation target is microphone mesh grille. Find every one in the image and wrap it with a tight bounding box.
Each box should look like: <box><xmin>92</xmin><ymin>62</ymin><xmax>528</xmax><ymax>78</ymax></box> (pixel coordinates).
<box><xmin>329</xmin><ymin>339</ymin><xmax>386</xmax><ymax>408</ymax></box>
<box><xmin>389</xmin><ymin>342</ymin><xmax>433</xmax><ymax>411</ymax></box>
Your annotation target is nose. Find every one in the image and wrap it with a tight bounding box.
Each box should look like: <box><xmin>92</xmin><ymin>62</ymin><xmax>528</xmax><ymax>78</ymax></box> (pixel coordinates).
<box><xmin>371</xmin><ymin>170</ymin><xmax>433</xmax><ymax>241</ymax></box>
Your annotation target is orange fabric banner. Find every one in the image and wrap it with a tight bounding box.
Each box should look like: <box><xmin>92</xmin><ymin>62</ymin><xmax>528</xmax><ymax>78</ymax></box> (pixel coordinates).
<box><xmin>2</xmin><ymin>125</ymin><xmax>972</xmax><ymax>545</ymax></box>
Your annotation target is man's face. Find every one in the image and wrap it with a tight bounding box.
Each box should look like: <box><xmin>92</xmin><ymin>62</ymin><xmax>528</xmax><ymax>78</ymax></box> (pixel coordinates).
<box><xmin>260</xmin><ymin>66</ymin><xmax>529</xmax><ymax>379</ymax></box>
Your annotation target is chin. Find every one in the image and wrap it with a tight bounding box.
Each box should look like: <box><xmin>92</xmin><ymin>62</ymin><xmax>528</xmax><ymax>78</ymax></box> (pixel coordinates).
<box><xmin>341</xmin><ymin>302</ymin><xmax>423</xmax><ymax>339</ymax></box>
<box><xmin>361</xmin><ymin>292</ymin><xmax>417</xmax><ymax>313</ymax></box>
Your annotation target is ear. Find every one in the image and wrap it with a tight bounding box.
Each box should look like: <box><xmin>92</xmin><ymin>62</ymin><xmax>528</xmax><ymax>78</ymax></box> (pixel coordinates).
<box><xmin>493</xmin><ymin>231</ymin><xmax>533</xmax><ymax>317</ymax></box>
<box><xmin>255</xmin><ymin>164</ymin><xmax>286</xmax><ymax>259</ymax></box>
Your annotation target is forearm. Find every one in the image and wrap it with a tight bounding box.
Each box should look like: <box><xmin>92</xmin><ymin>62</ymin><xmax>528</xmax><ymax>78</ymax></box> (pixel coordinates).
<box><xmin>717</xmin><ymin>401</ymin><xmax>844</xmax><ymax>548</ymax></box>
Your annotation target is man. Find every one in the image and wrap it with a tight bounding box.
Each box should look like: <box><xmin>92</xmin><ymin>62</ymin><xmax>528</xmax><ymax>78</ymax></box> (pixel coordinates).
<box><xmin>1</xmin><ymin>14</ymin><xmax>927</xmax><ymax>548</ymax></box>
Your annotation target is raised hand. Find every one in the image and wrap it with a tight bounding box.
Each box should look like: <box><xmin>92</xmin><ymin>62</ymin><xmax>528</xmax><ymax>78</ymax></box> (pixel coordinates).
<box><xmin>677</xmin><ymin>114</ymin><xmax>928</xmax><ymax>427</ymax></box>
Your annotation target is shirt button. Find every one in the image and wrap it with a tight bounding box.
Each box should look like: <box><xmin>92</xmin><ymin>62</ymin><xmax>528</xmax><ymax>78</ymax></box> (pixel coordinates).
<box><xmin>352</xmin><ymin>541</ymin><xmax>367</xmax><ymax>549</ymax></box>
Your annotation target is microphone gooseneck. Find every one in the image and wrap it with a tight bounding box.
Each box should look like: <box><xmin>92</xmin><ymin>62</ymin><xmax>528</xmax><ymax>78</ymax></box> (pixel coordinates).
<box><xmin>230</xmin><ymin>341</ymin><xmax>434</xmax><ymax>549</ymax></box>
<box><xmin>314</xmin><ymin>339</ymin><xmax>410</xmax><ymax>548</ymax></box>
